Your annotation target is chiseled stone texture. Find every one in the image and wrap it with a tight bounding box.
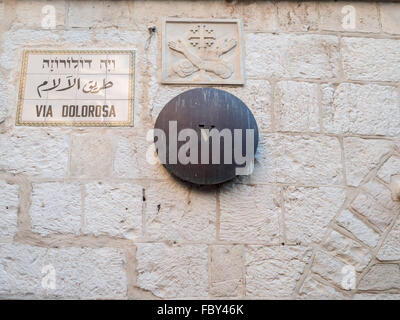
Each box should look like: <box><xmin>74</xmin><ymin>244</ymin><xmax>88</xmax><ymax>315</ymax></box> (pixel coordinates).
<box><xmin>136</xmin><ymin>243</ymin><xmax>208</xmax><ymax>298</ymax></box>
<box><xmin>241</xmin><ymin>134</ymin><xmax>343</xmax><ymax>185</ymax></box>
<box><xmin>362</xmin><ymin>179</ymin><xmax>399</xmax><ymax>211</ymax></box>
<box><xmin>323</xmin><ymin>230</ymin><xmax>372</xmax><ymax>272</ymax></box>
<box><xmin>351</xmin><ymin>192</ymin><xmax>395</xmax><ymax>232</ymax></box>
<box><xmin>377</xmin><ymin>156</ymin><xmax>400</xmax><ymax>184</ymax></box>
<box><xmin>70</xmin><ymin>133</ymin><xmax>113</xmax><ymax>178</ymax></box>
<box><xmin>210</xmin><ymin>245</ymin><xmax>243</xmax><ymax>297</ymax></box>
<box><xmin>30</xmin><ymin>182</ymin><xmax>81</xmax><ymax>236</ymax></box>
<box><xmin>380</xmin><ymin>3</ymin><xmax>400</xmax><ymax>34</ymax></box>
<box><xmin>246</xmin><ymin>34</ymin><xmax>339</xmax><ymax>79</ymax></box>
<box><xmin>67</xmin><ymin>0</ymin><xmax>133</xmax><ymax>28</ymax></box>
<box><xmin>245</xmin><ymin>245</ymin><xmax>312</xmax><ymax>298</ymax></box>
<box><xmin>274</xmin><ymin>81</ymin><xmax>319</xmax><ymax>133</ymax></box>
<box><xmin>46</xmin><ymin>247</ymin><xmax>127</xmax><ymax>299</ymax></box>
<box><xmin>283</xmin><ymin>186</ymin><xmax>347</xmax><ymax>245</ymax></box>
<box><xmin>343</xmin><ymin>138</ymin><xmax>394</xmax><ymax>187</ymax></box>
<box><xmin>83</xmin><ymin>182</ymin><xmax>142</xmax><ymax>240</ymax></box>
<box><xmin>319</xmin><ymin>2</ymin><xmax>380</xmax><ymax>33</ymax></box>
<box><xmin>299</xmin><ymin>275</ymin><xmax>347</xmax><ymax>300</ymax></box>
<box><xmin>242</xmin><ymin>1</ymin><xmax>276</xmax><ymax>32</ymax></box>
<box><xmin>358</xmin><ymin>264</ymin><xmax>400</xmax><ymax>291</ymax></box>
<box><xmin>0</xmin><ymin>181</ymin><xmax>19</xmax><ymax>239</ymax></box>
<box><xmin>377</xmin><ymin>218</ymin><xmax>400</xmax><ymax>261</ymax></box>
<box><xmin>322</xmin><ymin>84</ymin><xmax>400</xmax><ymax>136</ymax></box>
<box><xmin>0</xmin><ymin>243</ymin><xmax>126</xmax><ymax>299</ymax></box>
<box><xmin>336</xmin><ymin>210</ymin><xmax>380</xmax><ymax>248</ymax></box>
<box><xmin>276</xmin><ymin>1</ymin><xmax>318</xmax><ymax>32</ymax></box>
<box><xmin>0</xmin><ymin>129</ymin><xmax>69</xmax><ymax>178</ymax></box>
<box><xmin>219</xmin><ymin>184</ymin><xmax>279</xmax><ymax>243</ymax></box>
<box><xmin>311</xmin><ymin>250</ymin><xmax>347</xmax><ymax>288</ymax></box>
<box><xmin>0</xmin><ymin>74</ymin><xmax>7</xmax><ymax>123</ymax></box>
<box><xmin>342</xmin><ymin>37</ymin><xmax>400</xmax><ymax>81</ymax></box>
<box><xmin>264</xmin><ymin>134</ymin><xmax>343</xmax><ymax>185</ymax></box>
<box><xmin>354</xmin><ymin>293</ymin><xmax>400</xmax><ymax>300</ymax></box>
<box><xmin>144</xmin><ymin>181</ymin><xmax>216</xmax><ymax>242</ymax></box>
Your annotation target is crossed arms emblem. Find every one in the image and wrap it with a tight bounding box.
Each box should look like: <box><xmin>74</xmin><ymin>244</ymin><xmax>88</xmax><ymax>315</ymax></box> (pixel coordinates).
<box><xmin>168</xmin><ymin>24</ymin><xmax>237</xmax><ymax>80</ymax></box>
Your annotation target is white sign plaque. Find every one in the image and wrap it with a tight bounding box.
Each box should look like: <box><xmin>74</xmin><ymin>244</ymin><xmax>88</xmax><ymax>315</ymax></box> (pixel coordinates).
<box><xmin>17</xmin><ymin>50</ymin><xmax>135</xmax><ymax>126</ymax></box>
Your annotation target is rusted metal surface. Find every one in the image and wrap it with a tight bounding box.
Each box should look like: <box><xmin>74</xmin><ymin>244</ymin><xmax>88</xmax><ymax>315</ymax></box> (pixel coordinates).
<box><xmin>154</xmin><ymin>87</ymin><xmax>259</xmax><ymax>185</ymax></box>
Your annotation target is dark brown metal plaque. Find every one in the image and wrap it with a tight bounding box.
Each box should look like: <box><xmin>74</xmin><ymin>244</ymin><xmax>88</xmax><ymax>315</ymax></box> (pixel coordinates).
<box><xmin>154</xmin><ymin>88</ymin><xmax>259</xmax><ymax>185</ymax></box>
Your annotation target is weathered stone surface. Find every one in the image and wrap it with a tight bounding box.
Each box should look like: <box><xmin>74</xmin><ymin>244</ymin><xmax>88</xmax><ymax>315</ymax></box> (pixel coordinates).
<box><xmin>311</xmin><ymin>250</ymin><xmax>347</xmax><ymax>288</ymax></box>
<box><xmin>144</xmin><ymin>181</ymin><xmax>216</xmax><ymax>242</ymax></box>
<box><xmin>323</xmin><ymin>230</ymin><xmax>372</xmax><ymax>272</ymax></box>
<box><xmin>0</xmin><ymin>244</ymin><xmax>126</xmax><ymax>299</ymax></box>
<box><xmin>322</xmin><ymin>83</ymin><xmax>400</xmax><ymax>136</ymax></box>
<box><xmin>70</xmin><ymin>134</ymin><xmax>113</xmax><ymax>178</ymax></box>
<box><xmin>362</xmin><ymin>179</ymin><xmax>399</xmax><ymax>211</ymax></box>
<box><xmin>336</xmin><ymin>210</ymin><xmax>380</xmax><ymax>248</ymax></box>
<box><xmin>246</xmin><ymin>34</ymin><xmax>339</xmax><ymax>79</ymax></box>
<box><xmin>342</xmin><ymin>37</ymin><xmax>400</xmax><ymax>81</ymax></box>
<box><xmin>377</xmin><ymin>218</ymin><xmax>400</xmax><ymax>261</ymax></box>
<box><xmin>242</xmin><ymin>1</ymin><xmax>276</xmax><ymax>32</ymax></box>
<box><xmin>380</xmin><ymin>3</ymin><xmax>400</xmax><ymax>34</ymax></box>
<box><xmin>210</xmin><ymin>245</ymin><xmax>243</xmax><ymax>297</ymax></box>
<box><xmin>276</xmin><ymin>1</ymin><xmax>318</xmax><ymax>32</ymax></box>
<box><xmin>0</xmin><ymin>74</ymin><xmax>7</xmax><ymax>124</ymax></box>
<box><xmin>0</xmin><ymin>129</ymin><xmax>69</xmax><ymax>178</ymax></box>
<box><xmin>377</xmin><ymin>156</ymin><xmax>400</xmax><ymax>184</ymax></box>
<box><xmin>354</xmin><ymin>293</ymin><xmax>400</xmax><ymax>300</ymax></box>
<box><xmin>0</xmin><ymin>243</ymin><xmax>46</xmax><ymax>297</ymax></box>
<box><xmin>343</xmin><ymin>138</ymin><xmax>394</xmax><ymax>187</ymax></box>
<box><xmin>0</xmin><ymin>181</ymin><xmax>19</xmax><ymax>239</ymax></box>
<box><xmin>240</xmin><ymin>134</ymin><xmax>343</xmax><ymax>185</ymax></box>
<box><xmin>136</xmin><ymin>244</ymin><xmax>208</xmax><ymax>298</ymax></box>
<box><xmin>245</xmin><ymin>245</ymin><xmax>312</xmax><ymax>297</ymax></box>
<box><xmin>130</xmin><ymin>0</ymin><xmax>241</xmax><ymax>31</ymax></box>
<box><xmin>83</xmin><ymin>182</ymin><xmax>142</xmax><ymax>239</ymax></box>
<box><xmin>283</xmin><ymin>186</ymin><xmax>347</xmax><ymax>244</ymax></box>
<box><xmin>319</xmin><ymin>2</ymin><xmax>380</xmax><ymax>33</ymax></box>
<box><xmin>351</xmin><ymin>192</ymin><xmax>394</xmax><ymax>232</ymax></box>
<box><xmin>220</xmin><ymin>80</ymin><xmax>272</xmax><ymax>132</ymax></box>
<box><xmin>30</xmin><ymin>182</ymin><xmax>81</xmax><ymax>236</ymax></box>
<box><xmin>14</xmin><ymin>0</ymin><xmax>66</xmax><ymax>29</ymax></box>
<box><xmin>299</xmin><ymin>275</ymin><xmax>347</xmax><ymax>299</ymax></box>
<box><xmin>358</xmin><ymin>264</ymin><xmax>400</xmax><ymax>291</ymax></box>
<box><xmin>219</xmin><ymin>184</ymin><xmax>279</xmax><ymax>243</ymax></box>
<box><xmin>47</xmin><ymin>247</ymin><xmax>127</xmax><ymax>299</ymax></box>
<box><xmin>68</xmin><ymin>0</ymin><xmax>133</xmax><ymax>28</ymax></box>
<box><xmin>274</xmin><ymin>81</ymin><xmax>319</xmax><ymax>132</ymax></box>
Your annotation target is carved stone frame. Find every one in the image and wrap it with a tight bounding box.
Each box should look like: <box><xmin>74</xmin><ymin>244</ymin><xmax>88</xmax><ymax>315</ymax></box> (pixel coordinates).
<box><xmin>161</xmin><ymin>18</ymin><xmax>245</xmax><ymax>85</ymax></box>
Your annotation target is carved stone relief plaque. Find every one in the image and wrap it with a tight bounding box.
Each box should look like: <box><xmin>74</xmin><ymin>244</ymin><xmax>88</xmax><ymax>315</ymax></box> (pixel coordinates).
<box><xmin>162</xmin><ymin>19</ymin><xmax>245</xmax><ymax>85</ymax></box>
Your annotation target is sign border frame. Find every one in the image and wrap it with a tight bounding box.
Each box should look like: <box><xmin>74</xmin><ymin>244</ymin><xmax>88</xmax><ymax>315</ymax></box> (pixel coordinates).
<box><xmin>16</xmin><ymin>49</ymin><xmax>136</xmax><ymax>127</ymax></box>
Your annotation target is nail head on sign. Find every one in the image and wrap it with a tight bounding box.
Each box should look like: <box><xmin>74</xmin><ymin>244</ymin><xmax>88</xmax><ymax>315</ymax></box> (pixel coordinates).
<box><xmin>154</xmin><ymin>87</ymin><xmax>259</xmax><ymax>185</ymax></box>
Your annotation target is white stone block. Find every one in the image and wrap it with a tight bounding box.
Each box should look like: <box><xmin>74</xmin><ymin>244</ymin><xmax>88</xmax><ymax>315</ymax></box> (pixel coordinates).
<box><xmin>0</xmin><ymin>181</ymin><xmax>19</xmax><ymax>239</ymax></box>
<box><xmin>283</xmin><ymin>186</ymin><xmax>347</xmax><ymax>244</ymax></box>
<box><xmin>30</xmin><ymin>182</ymin><xmax>81</xmax><ymax>236</ymax></box>
<box><xmin>219</xmin><ymin>184</ymin><xmax>279</xmax><ymax>243</ymax></box>
<box><xmin>83</xmin><ymin>182</ymin><xmax>142</xmax><ymax>240</ymax></box>
<box><xmin>336</xmin><ymin>210</ymin><xmax>380</xmax><ymax>248</ymax></box>
<box><xmin>136</xmin><ymin>243</ymin><xmax>208</xmax><ymax>298</ymax></box>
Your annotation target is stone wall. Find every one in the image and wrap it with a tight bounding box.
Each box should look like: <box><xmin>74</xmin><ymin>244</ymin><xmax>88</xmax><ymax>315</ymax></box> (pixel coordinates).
<box><xmin>0</xmin><ymin>0</ymin><xmax>400</xmax><ymax>299</ymax></box>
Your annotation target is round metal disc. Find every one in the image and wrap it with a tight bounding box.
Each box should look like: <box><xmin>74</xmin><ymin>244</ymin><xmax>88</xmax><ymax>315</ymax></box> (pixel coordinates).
<box><xmin>154</xmin><ymin>87</ymin><xmax>259</xmax><ymax>185</ymax></box>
